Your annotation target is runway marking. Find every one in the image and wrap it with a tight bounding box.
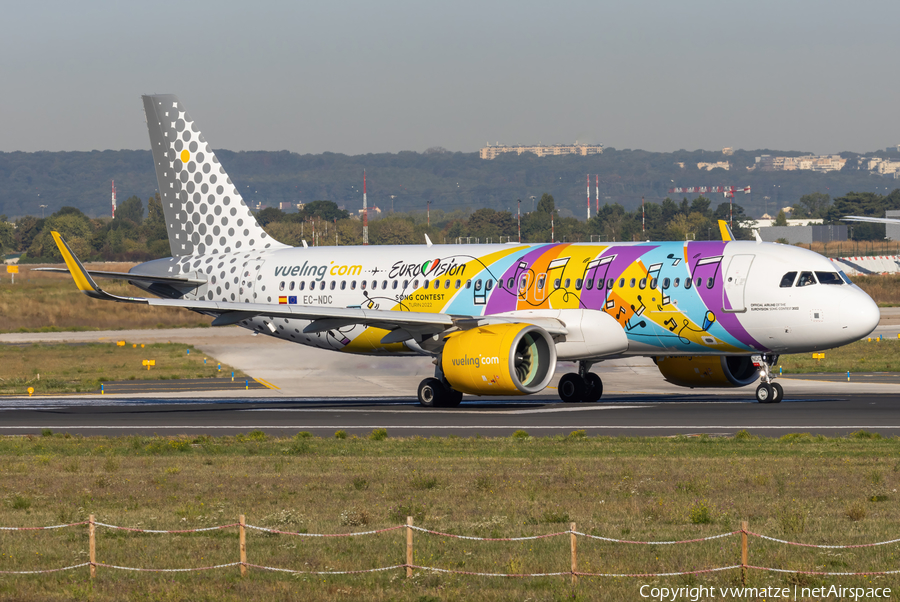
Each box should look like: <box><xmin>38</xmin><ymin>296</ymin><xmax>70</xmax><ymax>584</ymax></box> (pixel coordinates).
<box><xmin>1</xmin><ymin>425</ymin><xmax>900</xmax><ymax>431</ymax></box>
<box><xmin>254</xmin><ymin>378</ymin><xmax>280</xmax><ymax>390</ymax></box>
<box><xmin>239</xmin><ymin>405</ymin><xmax>649</xmax><ymax>415</ymax></box>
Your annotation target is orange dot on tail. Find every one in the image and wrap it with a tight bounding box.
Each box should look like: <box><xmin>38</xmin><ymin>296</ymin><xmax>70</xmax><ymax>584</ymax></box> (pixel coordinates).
<box><xmin>180</xmin><ymin>150</ymin><xmax>190</xmax><ymax>163</ymax></box>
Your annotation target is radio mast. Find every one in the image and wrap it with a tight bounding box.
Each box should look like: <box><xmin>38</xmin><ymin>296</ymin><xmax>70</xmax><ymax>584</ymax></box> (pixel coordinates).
<box><xmin>362</xmin><ymin>171</ymin><xmax>368</xmax><ymax>245</ymax></box>
<box><xmin>111</xmin><ymin>180</ymin><xmax>116</xmax><ymax>218</ymax></box>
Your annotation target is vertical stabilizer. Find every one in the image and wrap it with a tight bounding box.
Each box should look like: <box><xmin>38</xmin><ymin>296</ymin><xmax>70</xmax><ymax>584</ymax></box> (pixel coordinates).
<box><xmin>141</xmin><ymin>95</ymin><xmax>286</xmax><ymax>256</ymax></box>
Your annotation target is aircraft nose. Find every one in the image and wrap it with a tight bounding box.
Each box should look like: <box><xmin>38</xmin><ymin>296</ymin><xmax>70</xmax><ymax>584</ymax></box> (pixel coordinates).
<box><xmin>840</xmin><ymin>289</ymin><xmax>880</xmax><ymax>340</ymax></box>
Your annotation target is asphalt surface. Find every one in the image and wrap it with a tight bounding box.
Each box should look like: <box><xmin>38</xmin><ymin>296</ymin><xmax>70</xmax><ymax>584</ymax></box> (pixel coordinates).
<box><xmin>0</xmin><ymin>391</ymin><xmax>898</xmax><ymax>438</ymax></box>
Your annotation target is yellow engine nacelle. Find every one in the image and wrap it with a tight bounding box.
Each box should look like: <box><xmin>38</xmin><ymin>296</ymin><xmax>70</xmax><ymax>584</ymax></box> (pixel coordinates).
<box><xmin>442</xmin><ymin>323</ymin><xmax>557</xmax><ymax>396</ymax></box>
<box><xmin>654</xmin><ymin>356</ymin><xmax>759</xmax><ymax>388</ymax></box>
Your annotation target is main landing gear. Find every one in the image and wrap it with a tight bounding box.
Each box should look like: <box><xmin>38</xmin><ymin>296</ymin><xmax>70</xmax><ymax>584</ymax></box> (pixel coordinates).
<box><xmin>417</xmin><ymin>361</ymin><xmax>463</xmax><ymax>407</ymax></box>
<box><xmin>753</xmin><ymin>354</ymin><xmax>783</xmax><ymax>404</ymax></box>
<box><xmin>557</xmin><ymin>361</ymin><xmax>604</xmax><ymax>403</ymax></box>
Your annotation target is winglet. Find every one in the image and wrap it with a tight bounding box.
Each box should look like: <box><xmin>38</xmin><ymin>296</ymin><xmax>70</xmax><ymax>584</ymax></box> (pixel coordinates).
<box><xmin>49</xmin><ymin>231</ymin><xmax>133</xmax><ymax>302</ymax></box>
<box><xmin>425</xmin><ymin>233</ymin><xmax>433</xmax><ymax>247</ymax></box>
<box><xmin>717</xmin><ymin>220</ymin><xmax>735</xmax><ymax>242</ymax></box>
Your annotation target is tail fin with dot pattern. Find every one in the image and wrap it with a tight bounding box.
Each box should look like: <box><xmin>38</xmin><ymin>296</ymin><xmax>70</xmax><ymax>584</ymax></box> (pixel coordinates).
<box><xmin>141</xmin><ymin>94</ymin><xmax>286</xmax><ymax>257</ymax></box>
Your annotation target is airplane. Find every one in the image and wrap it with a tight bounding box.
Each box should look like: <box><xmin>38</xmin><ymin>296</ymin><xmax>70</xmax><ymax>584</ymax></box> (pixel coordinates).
<box><xmin>47</xmin><ymin>95</ymin><xmax>881</xmax><ymax>406</ymax></box>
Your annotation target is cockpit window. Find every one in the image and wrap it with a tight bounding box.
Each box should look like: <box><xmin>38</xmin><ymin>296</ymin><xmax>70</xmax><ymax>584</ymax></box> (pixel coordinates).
<box><xmin>779</xmin><ymin>272</ymin><xmax>797</xmax><ymax>288</ymax></box>
<box><xmin>796</xmin><ymin>271</ymin><xmax>817</xmax><ymax>287</ymax></box>
<box><xmin>838</xmin><ymin>271</ymin><xmax>853</xmax><ymax>285</ymax></box>
<box><xmin>815</xmin><ymin>271</ymin><xmax>843</xmax><ymax>285</ymax></box>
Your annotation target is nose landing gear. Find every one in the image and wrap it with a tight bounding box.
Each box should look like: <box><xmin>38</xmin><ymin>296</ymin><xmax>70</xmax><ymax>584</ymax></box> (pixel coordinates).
<box><xmin>558</xmin><ymin>361</ymin><xmax>604</xmax><ymax>403</ymax></box>
<box><xmin>753</xmin><ymin>354</ymin><xmax>782</xmax><ymax>404</ymax></box>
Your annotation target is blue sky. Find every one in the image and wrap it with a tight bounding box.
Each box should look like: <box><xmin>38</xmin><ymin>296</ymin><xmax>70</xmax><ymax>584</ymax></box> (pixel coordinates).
<box><xmin>2</xmin><ymin>0</ymin><xmax>897</xmax><ymax>154</ymax></box>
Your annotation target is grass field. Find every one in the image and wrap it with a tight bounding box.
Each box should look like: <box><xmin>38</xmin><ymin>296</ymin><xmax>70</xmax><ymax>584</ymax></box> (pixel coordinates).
<box><xmin>0</xmin><ymin>343</ymin><xmax>244</xmax><ymax>395</ymax></box>
<box><xmin>0</xmin><ymin>264</ymin><xmax>211</xmax><ymax>333</ymax></box>
<box><xmin>0</xmin><ymin>433</ymin><xmax>897</xmax><ymax>601</ymax></box>
<box><xmin>779</xmin><ymin>337</ymin><xmax>900</xmax><ymax>374</ymax></box>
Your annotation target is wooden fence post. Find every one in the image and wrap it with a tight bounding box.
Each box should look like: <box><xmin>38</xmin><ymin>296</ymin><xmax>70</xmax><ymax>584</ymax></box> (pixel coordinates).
<box><xmin>406</xmin><ymin>516</ymin><xmax>414</xmax><ymax>578</ymax></box>
<box><xmin>240</xmin><ymin>514</ymin><xmax>247</xmax><ymax>577</ymax></box>
<box><xmin>88</xmin><ymin>514</ymin><xmax>96</xmax><ymax>579</ymax></box>
<box><xmin>570</xmin><ymin>522</ymin><xmax>577</xmax><ymax>585</ymax></box>
<box><xmin>741</xmin><ymin>520</ymin><xmax>748</xmax><ymax>586</ymax></box>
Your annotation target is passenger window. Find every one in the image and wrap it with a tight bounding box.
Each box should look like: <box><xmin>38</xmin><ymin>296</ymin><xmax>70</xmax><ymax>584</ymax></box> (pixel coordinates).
<box><xmin>330</xmin><ymin>281</ymin><xmax>336</xmax><ymax>290</ymax></box>
<box><xmin>673</xmin><ymin>278</ymin><xmax>680</xmax><ymax>288</ymax></box>
<box><xmin>816</xmin><ymin>272</ymin><xmax>843</xmax><ymax>285</ymax></box>
<box><xmin>797</xmin><ymin>272</ymin><xmax>816</xmax><ymax>287</ymax></box>
<box><xmin>696</xmin><ymin>277</ymin><xmax>702</xmax><ymax>287</ymax></box>
<box><xmin>507</xmin><ymin>277</ymin><xmax>514</xmax><ymax>288</ymax></box>
<box><xmin>779</xmin><ymin>272</ymin><xmax>797</xmax><ymax>288</ymax></box>
<box><xmin>413</xmin><ymin>279</ymin><xmax>419</xmax><ymax>289</ymax></box>
<box><xmin>585</xmin><ymin>278</ymin><xmax>593</xmax><ymax>290</ymax></box>
<box><xmin>403</xmin><ymin>280</ymin><xmax>409</xmax><ymax>289</ymax></box>
<box><xmin>537</xmin><ymin>275</ymin><xmax>546</xmax><ymax>289</ymax></box>
<box><xmin>619</xmin><ymin>278</ymin><xmax>626</xmax><ymax>288</ymax></box>
<box><xmin>685</xmin><ymin>278</ymin><xmax>692</xmax><ymax>289</ymax></box>
<box><xmin>466</xmin><ymin>280</ymin><xmax>471</xmax><ymax>289</ymax></box>
<box><xmin>519</xmin><ymin>275</ymin><xmax>528</xmax><ymax>292</ymax></box>
<box><xmin>475</xmin><ymin>279</ymin><xmax>482</xmax><ymax>291</ymax></box>
<box><xmin>340</xmin><ymin>281</ymin><xmax>346</xmax><ymax>290</ymax></box>
<box><xmin>564</xmin><ymin>278</ymin><xmax>571</xmax><ymax>288</ymax></box>
<box><xmin>629</xmin><ymin>278</ymin><xmax>636</xmax><ymax>288</ymax></box>
<box><xmin>455</xmin><ymin>279</ymin><xmax>461</xmax><ymax>289</ymax></box>
<box><xmin>393</xmin><ymin>280</ymin><xmax>398</xmax><ymax>290</ymax></box>
<box><xmin>706</xmin><ymin>277</ymin><xmax>714</xmax><ymax>289</ymax></box>
<box><xmin>424</xmin><ymin>280</ymin><xmax>430</xmax><ymax>289</ymax></box>
<box><xmin>607</xmin><ymin>279</ymin><xmax>614</xmax><ymax>289</ymax></box>
<box><xmin>638</xmin><ymin>278</ymin><xmax>646</xmax><ymax>289</ymax></box>
<box><xmin>279</xmin><ymin>281</ymin><xmax>285</xmax><ymax>291</ymax></box>
<box><xmin>554</xmin><ymin>279</ymin><xmax>561</xmax><ymax>289</ymax></box>
<box><xmin>348</xmin><ymin>281</ymin><xmax>354</xmax><ymax>290</ymax></box>
<box><xmin>650</xmin><ymin>278</ymin><xmax>657</xmax><ymax>289</ymax></box>
<box><xmin>360</xmin><ymin>281</ymin><xmax>367</xmax><ymax>290</ymax></box>
<box><xmin>662</xmin><ymin>278</ymin><xmax>670</xmax><ymax>289</ymax></box>
<box><xmin>486</xmin><ymin>279</ymin><xmax>494</xmax><ymax>291</ymax></box>
<box><xmin>575</xmin><ymin>278</ymin><xmax>583</xmax><ymax>290</ymax></box>
<box><xmin>382</xmin><ymin>280</ymin><xmax>388</xmax><ymax>289</ymax></box>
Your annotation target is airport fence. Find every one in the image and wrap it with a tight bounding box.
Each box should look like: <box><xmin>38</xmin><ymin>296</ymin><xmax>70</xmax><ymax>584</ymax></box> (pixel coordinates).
<box><xmin>1</xmin><ymin>516</ymin><xmax>900</xmax><ymax>583</ymax></box>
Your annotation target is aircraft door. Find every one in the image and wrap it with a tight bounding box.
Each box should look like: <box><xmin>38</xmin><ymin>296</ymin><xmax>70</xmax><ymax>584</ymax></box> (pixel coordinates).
<box><xmin>722</xmin><ymin>254</ymin><xmax>754</xmax><ymax>313</ymax></box>
<box><xmin>240</xmin><ymin>259</ymin><xmax>266</xmax><ymax>303</ymax></box>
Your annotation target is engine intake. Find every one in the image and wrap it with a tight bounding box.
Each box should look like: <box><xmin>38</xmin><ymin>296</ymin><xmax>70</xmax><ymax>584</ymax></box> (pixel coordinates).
<box><xmin>654</xmin><ymin>355</ymin><xmax>759</xmax><ymax>388</ymax></box>
<box><xmin>442</xmin><ymin>324</ymin><xmax>556</xmax><ymax>396</ymax></box>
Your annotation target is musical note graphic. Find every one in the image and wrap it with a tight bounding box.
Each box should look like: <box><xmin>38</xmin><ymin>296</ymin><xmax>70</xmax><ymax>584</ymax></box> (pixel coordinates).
<box><xmin>605</xmin><ymin>299</ymin><xmax>615</xmax><ymax>310</ymax></box>
<box><xmin>691</xmin><ymin>256</ymin><xmax>723</xmax><ymax>290</ymax></box>
<box><xmin>666</xmin><ymin>253</ymin><xmax>682</xmax><ymax>267</ymax></box>
<box><xmin>630</xmin><ymin>294</ymin><xmax>646</xmax><ymax>317</ymax></box>
<box><xmin>625</xmin><ymin>319</ymin><xmax>647</xmax><ymax>331</ymax></box>
<box><xmin>664</xmin><ymin>317</ymin><xmax>678</xmax><ymax>332</ymax></box>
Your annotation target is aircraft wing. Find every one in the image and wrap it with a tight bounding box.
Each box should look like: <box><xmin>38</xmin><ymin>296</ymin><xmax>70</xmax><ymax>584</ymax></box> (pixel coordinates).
<box><xmin>843</xmin><ymin>215</ymin><xmax>900</xmax><ymax>224</ymax></box>
<box><xmin>49</xmin><ymin>231</ymin><xmax>568</xmax><ymax>339</ymax></box>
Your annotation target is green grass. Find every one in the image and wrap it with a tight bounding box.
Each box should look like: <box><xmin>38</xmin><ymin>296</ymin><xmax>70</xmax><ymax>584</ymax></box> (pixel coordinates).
<box><xmin>779</xmin><ymin>337</ymin><xmax>900</xmax><ymax>373</ymax></box>
<box><xmin>0</xmin><ymin>433</ymin><xmax>899</xmax><ymax>600</ymax></box>
<box><xmin>0</xmin><ymin>343</ymin><xmax>245</xmax><ymax>394</ymax></box>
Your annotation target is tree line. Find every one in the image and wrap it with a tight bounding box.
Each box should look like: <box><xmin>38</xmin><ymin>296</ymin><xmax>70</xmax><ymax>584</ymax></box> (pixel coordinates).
<box><xmin>4</xmin><ymin>189</ymin><xmax>900</xmax><ymax>263</ymax></box>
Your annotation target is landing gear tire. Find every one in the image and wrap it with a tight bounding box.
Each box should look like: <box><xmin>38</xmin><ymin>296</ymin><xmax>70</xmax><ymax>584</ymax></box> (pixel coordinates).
<box><xmin>583</xmin><ymin>373</ymin><xmax>604</xmax><ymax>403</ymax></box>
<box><xmin>442</xmin><ymin>388</ymin><xmax>463</xmax><ymax>407</ymax></box>
<box><xmin>558</xmin><ymin>373</ymin><xmax>586</xmax><ymax>403</ymax></box>
<box><xmin>771</xmin><ymin>382</ymin><xmax>783</xmax><ymax>404</ymax></box>
<box><xmin>417</xmin><ymin>378</ymin><xmax>444</xmax><ymax>407</ymax></box>
<box><xmin>755</xmin><ymin>383</ymin><xmax>774</xmax><ymax>404</ymax></box>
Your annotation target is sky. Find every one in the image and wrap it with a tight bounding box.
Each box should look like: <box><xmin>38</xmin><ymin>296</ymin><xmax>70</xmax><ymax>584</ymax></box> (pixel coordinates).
<box><xmin>1</xmin><ymin>0</ymin><xmax>898</xmax><ymax>155</ymax></box>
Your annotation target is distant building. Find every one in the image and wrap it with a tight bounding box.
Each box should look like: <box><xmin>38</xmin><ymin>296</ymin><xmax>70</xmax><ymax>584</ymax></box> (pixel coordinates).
<box><xmin>755</xmin><ymin>154</ymin><xmax>846</xmax><ymax>173</ymax></box>
<box><xmin>722</xmin><ymin>147</ymin><xmax>734</xmax><ymax>156</ymax></box>
<box><xmin>697</xmin><ymin>161</ymin><xmax>730</xmax><ymax>171</ymax></box>
<box><xmin>757</xmin><ymin>225</ymin><xmax>847</xmax><ymax>244</ymax></box>
<box><xmin>479</xmin><ymin>142</ymin><xmax>603</xmax><ymax>160</ymax></box>
<box><xmin>863</xmin><ymin>157</ymin><xmax>900</xmax><ymax>176</ymax></box>
<box><xmin>674</xmin><ymin>162</ymin><xmax>685</xmax><ymax>169</ymax></box>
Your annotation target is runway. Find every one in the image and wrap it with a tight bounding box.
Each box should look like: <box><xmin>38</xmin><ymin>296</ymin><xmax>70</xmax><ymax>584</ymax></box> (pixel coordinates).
<box><xmin>3</xmin><ymin>324</ymin><xmax>900</xmax><ymax>438</ymax></box>
<box><xmin>0</xmin><ymin>392</ymin><xmax>899</xmax><ymax>438</ymax></box>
